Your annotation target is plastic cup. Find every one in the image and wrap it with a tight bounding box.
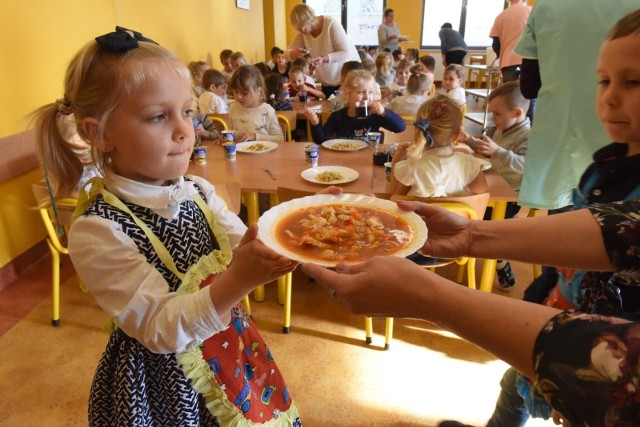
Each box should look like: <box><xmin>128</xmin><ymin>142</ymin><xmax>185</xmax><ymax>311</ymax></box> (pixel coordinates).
<box><xmin>221</xmin><ymin>130</ymin><xmax>235</xmax><ymax>143</ymax></box>
<box><xmin>384</xmin><ymin>162</ymin><xmax>393</xmax><ymax>182</ymax></box>
<box><xmin>367</xmin><ymin>131</ymin><xmax>382</xmax><ymax>148</ymax></box>
<box><xmin>223</xmin><ymin>142</ymin><xmax>236</xmax><ymax>161</ymax></box>
<box><xmin>193</xmin><ymin>146</ymin><xmax>207</xmax><ymax>165</ymax></box>
<box><xmin>304</xmin><ymin>143</ymin><xmax>319</xmax><ymax>168</ymax></box>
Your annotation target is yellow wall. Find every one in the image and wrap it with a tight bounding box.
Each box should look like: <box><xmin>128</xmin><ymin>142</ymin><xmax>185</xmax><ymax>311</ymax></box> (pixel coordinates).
<box><xmin>0</xmin><ymin>0</ymin><xmax>273</xmax><ymax>269</ymax></box>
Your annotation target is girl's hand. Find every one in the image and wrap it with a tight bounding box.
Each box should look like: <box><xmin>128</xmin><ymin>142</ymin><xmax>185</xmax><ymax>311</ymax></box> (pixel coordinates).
<box><xmin>227</xmin><ymin>224</ymin><xmax>298</xmax><ymax>290</ymax></box>
<box><xmin>368</xmin><ymin>101</ymin><xmax>385</xmax><ymax>116</ymax></box>
<box><xmin>303</xmin><ymin>107</ymin><xmax>320</xmax><ymax>125</ymax></box>
<box><xmin>475</xmin><ymin>135</ymin><xmax>499</xmax><ymax>157</ymax></box>
<box><xmin>459</xmin><ymin>129</ymin><xmax>471</xmax><ymax>144</ymax></box>
<box><xmin>234</xmin><ymin>132</ymin><xmax>255</xmax><ymax>142</ymax></box>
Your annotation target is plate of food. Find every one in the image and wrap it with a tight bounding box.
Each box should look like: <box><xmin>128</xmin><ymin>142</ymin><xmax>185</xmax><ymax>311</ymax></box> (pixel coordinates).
<box><xmin>235</xmin><ymin>141</ymin><xmax>279</xmax><ymax>154</ymax></box>
<box><xmin>257</xmin><ymin>194</ymin><xmax>428</xmax><ymax>266</ymax></box>
<box><xmin>301</xmin><ymin>166</ymin><xmax>359</xmax><ymax>185</ymax></box>
<box><xmin>321</xmin><ymin>139</ymin><xmax>368</xmax><ymax>151</ymax></box>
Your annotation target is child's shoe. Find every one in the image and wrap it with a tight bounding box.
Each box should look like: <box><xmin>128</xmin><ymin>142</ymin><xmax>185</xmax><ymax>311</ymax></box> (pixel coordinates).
<box><xmin>496</xmin><ymin>261</ymin><xmax>515</xmax><ymax>292</ymax></box>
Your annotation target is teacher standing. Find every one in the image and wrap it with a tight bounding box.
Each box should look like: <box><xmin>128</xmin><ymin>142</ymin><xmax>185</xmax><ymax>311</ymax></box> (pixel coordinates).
<box><xmin>286</xmin><ymin>4</ymin><xmax>359</xmax><ymax>99</ymax></box>
<box><xmin>377</xmin><ymin>8</ymin><xmax>407</xmax><ymax>53</ymax></box>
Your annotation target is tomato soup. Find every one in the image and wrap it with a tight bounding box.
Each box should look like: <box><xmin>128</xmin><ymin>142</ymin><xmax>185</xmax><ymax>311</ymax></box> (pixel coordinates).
<box><xmin>275</xmin><ymin>204</ymin><xmax>413</xmax><ymax>263</ymax></box>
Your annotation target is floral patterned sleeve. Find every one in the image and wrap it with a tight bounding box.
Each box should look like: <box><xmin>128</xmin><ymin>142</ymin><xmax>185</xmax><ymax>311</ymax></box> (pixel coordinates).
<box><xmin>588</xmin><ymin>201</ymin><xmax>640</xmax><ymax>272</ymax></box>
<box><xmin>532</xmin><ymin>201</ymin><xmax>640</xmax><ymax>425</ymax></box>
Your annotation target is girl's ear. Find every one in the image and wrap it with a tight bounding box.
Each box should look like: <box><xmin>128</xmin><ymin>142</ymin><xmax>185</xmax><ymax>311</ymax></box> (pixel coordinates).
<box><xmin>80</xmin><ymin>117</ymin><xmax>113</xmax><ymax>152</ymax></box>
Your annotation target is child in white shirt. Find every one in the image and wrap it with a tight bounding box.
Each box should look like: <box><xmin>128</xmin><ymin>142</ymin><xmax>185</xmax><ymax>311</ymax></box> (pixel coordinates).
<box><xmin>387</xmin><ymin>73</ymin><xmax>432</xmax><ymax>117</ymax></box>
<box><xmin>227</xmin><ymin>64</ymin><xmax>284</xmax><ymax>143</ymax></box>
<box><xmin>198</xmin><ymin>69</ymin><xmax>228</xmax><ymax>114</ymax></box>
<box><xmin>389</xmin><ymin>94</ymin><xmax>489</xmax><ymax>197</ymax></box>
<box><xmin>441</xmin><ymin>63</ymin><xmax>466</xmax><ymax>105</ymax></box>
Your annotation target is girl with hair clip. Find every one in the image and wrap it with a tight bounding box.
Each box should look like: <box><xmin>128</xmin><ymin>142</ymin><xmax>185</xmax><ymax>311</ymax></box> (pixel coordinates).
<box><xmin>32</xmin><ymin>28</ymin><xmax>300</xmax><ymax>426</ymax></box>
<box><xmin>188</xmin><ymin>60</ymin><xmax>210</xmax><ymax>97</ymax></box>
<box><xmin>227</xmin><ymin>64</ymin><xmax>284</xmax><ymax>142</ymax></box>
<box><xmin>389</xmin><ymin>94</ymin><xmax>490</xmax><ymax>197</ymax></box>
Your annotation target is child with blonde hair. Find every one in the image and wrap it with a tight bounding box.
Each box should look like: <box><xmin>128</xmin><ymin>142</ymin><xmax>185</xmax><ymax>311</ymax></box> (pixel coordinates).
<box><xmin>441</xmin><ymin>63</ymin><xmax>466</xmax><ymax>105</ymax></box>
<box><xmin>389</xmin><ymin>94</ymin><xmax>489</xmax><ymax>196</ymax></box>
<box><xmin>230</xmin><ymin>51</ymin><xmax>247</xmax><ymax>72</ymax></box>
<box><xmin>228</xmin><ymin>64</ymin><xmax>284</xmax><ymax>142</ymax></box>
<box><xmin>387</xmin><ymin>73</ymin><xmax>433</xmax><ymax>116</ymax></box>
<box><xmin>32</xmin><ymin>27</ymin><xmax>300</xmax><ymax>425</ymax></box>
<box><xmin>304</xmin><ymin>69</ymin><xmax>405</xmax><ymax>143</ymax></box>
<box><xmin>197</xmin><ymin>69</ymin><xmax>228</xmax><ymax>114</ymax></box>
<box><xmin>375</xmin><ymin>52</ymin><xmax>394</xmax><ymax>88</ymax></box>
<box><xmin>188</xmin><ymin>60</ymin><xmax>210</xmax><ymax>97</ymax></box>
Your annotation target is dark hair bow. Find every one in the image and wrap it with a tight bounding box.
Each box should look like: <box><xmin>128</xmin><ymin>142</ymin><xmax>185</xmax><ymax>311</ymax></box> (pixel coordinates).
<box><xmin>413</xmin><ymin>119</ymin><xmax>435</xmax><ymax>148</ymax></box>
<box><xmin>95</xmin><ymin>26</ymin><xmax>158</xmax><ymax>53</ymax></box>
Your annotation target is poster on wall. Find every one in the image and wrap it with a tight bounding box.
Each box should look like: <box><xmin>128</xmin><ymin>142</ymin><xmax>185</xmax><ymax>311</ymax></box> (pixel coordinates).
<box><xmin>236</xmin><ymin>0</ymin><xmax>250</xmax><ymax>10</ymax></box>
<box><xmin>346</xmin><ymin>0</ymin><xmax>383</xmax><ymax>47</ymax></box>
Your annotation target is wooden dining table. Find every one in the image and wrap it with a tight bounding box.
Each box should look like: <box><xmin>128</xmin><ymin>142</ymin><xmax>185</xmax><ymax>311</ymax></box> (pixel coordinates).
<box><xmin>187</xmin><ymin>141</ymin><xmax>517</xmax><ymax>296</ymax></box>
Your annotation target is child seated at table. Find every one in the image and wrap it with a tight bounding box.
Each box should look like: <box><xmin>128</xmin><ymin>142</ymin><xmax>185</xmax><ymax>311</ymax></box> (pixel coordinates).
<box><xmin>291</xmin><ymin>57</ymin><xmax>317</xmax><ymax>88</ymax></box>
<box><xmin>227</xmin><ymin>65</ymin><xmax>284</xmax><ymax>143</ymax></box>
<box><xmin>458</xmin><ymin>80</ymin><xmax>530</xmax><ymax>290</ymax></box>
<box><xmin>359</xmin><ymin>59</ymin><xmax>384</xmax><ymax>102</ymax></box>
<box><xmin>304</xmin><ymin>70</ymin><xmax>405</xmax><ymax>143</ymax></box>
<box><xmin>330</xmin><ymin>60</ymin><xmax>364</xmax><ymax>111</ymax></box>
<box><xmin>288</xmin><ymin>66</ymin><xmax>324</xmax><ymax>100</ymax></box>
<box><xmin>405</xmin><ymin>48</ymin><xmax>419</xmax><ymax>64</ymax></box>
<box><xmin>265</xmin><ymin>73</ymin><xmax>293</xmax><ymax>111</ymax></box>
<box><xmin>441</xmin><ymin>64</ymin><xmax>466</xmax><ymax>105</ymax></box>
<box><xmin>385</xmin><ymin>59</ymin><xmax>412</xmax><ymax>101</ymax></box>
<box><xmin>271</xmin><ymin>48</ymin><xmax>290</xmax><ymax>79</ymax></box>
<box><xmin>387</xmin><ymin>73</ymin><xmax>432</xmax><ymax>117</ymax></box>
<box><xmin>230</xmin><ymin>51</ymin><xmax>247</xmax><ymax>72</ymax></box>
<box><xmin>198</xmin><ymin>69</ymin><xmax>228</xmax><ymax>114</ymax></box>
<box><xmin>419</xmin><ymin>55</ymin><xmax>437</xmax><ymax>93</ymax></box>
<box><xmin>219</xmin><ymin>49</ymin><xmax>234</xmax><ymax>79</ymax></box>
<box><xmin>388</xmin><ymin>95</ymin><xmax>489</xmax><ymax>197</ymax></box>
<box><xmin>375</xmin><ymin>52</ymin><xmax>395</xmax><ymax>90</ymax></box>
<box><xmin>188</xmin><ymin>60</ymin><xmax>209</xmax><ymax>97</ymax></box>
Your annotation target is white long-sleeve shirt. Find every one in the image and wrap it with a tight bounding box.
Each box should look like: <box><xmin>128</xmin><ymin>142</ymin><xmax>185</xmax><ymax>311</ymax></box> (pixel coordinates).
<box><xmin>229</xmin><ymin>102</ymin><xmax>284</xmax><ymax>142</ymax></box>
<box><xmin>286</xmin><ymin>16</ymin><xmax>359</xmax><ymax>87</ymax></box>
<box><xmin>69</xmin><ymin>174</ymin><xmax>247</xmax><ymax>353</ymax></box>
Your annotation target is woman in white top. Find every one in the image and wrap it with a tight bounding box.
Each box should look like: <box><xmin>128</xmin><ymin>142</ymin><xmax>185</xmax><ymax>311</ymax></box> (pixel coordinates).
<box><xmin>377</xmin><ymin>8</ymin><xmax>408</xmax><ymax>53</ymax></box>
<box><xmin>286</xmin><ymin>3</ymin><xmax>359</xmax><ymax>99</ymax></box>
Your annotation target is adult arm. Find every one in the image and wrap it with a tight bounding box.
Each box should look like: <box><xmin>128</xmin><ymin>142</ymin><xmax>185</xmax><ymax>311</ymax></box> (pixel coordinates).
<box><xmin>492</xmin><ymin>36</ymin><xmax>501</xmax><ymax>57</ymax></box>
<box><xmin>302</xmin><ymin>257</ymin><xmax>561</xmax><ymax>378</ymax></box>
<box><xmin>285</xmin><ymin>33</ymin><xmax>306</xmax><ymax>61</ymax></box>
<box><xmin>519</xmin><ymin>59</ymin><xmax>541</xmax><ymax>99</ymax></box>
<box><xmin>406</xmin><ymin>202</ymin><xmax>615</xmax><ymax>271</ymax></box>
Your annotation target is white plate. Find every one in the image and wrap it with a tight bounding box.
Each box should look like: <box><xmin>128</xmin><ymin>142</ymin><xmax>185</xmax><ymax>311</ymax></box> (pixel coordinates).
<box><xmin>235</xmin><ymin>141</ymin><xmax>279</xmax><ymax>154</ymax></box>
<box><xmin>322</xmin><ymin>139</ymin><xmax>369</xmax><ymax>151</ymax></box>
<box><xmin>301</xmin><ymin>166</ymin><xmax>359</xmax><ymax>185</ymax></box>
<box><xmin>257</xmin><ymin>194</ymin><xmax>428</xmax><ymax>267</ymax></box>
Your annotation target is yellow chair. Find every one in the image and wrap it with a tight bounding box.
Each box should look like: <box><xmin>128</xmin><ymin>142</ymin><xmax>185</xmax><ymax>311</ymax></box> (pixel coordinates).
<box><xmin>380</xmin><ymin>126</ymin><xmax>415</xmax><ymax>145</ymax></box>
<box><xmin>212</xmin><ymin>181</ymin><xmax>252</xmax><ymax>315</ymax></box>
<box><xmin>207</xmin><ymin>115</ymin><xmax>228</xmax><ymax>133</ymax></box>
<box><xmin>429</xmin><ymin>83</ymin><xmax>436</xmax><ymax>97</ymax></box>
<box><xmin>276</xmin><ymin>111</ymin><xmax>297</xmax><ymax>142</ymax></box>
<box><xmin>32</xmin><ymin>183</ymin><xmax>78</xmax><ymax>326</ymax></box>
<box><xmin>206</xmin><ymin>113</ymin><xmax>230</xmax><ymax>133</ymax></box>
<box><xmin>365</xmin><ymin>193</ymin><xmax>490</xmax><ymax>349</ymax></box>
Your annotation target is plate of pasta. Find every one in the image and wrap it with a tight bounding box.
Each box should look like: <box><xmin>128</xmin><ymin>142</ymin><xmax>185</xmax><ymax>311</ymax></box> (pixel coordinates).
<box><xmin>301</xmin><ymin>166</ymin><xmax>359</xmax><ymax>185</ymax></box>
<box><xmin>322</xmin><ymin>139</ymin><xmax>369</xmax><ymax>151</ymax></box>
<box><xmin>256</xmin><ymin>193</ymin><xmax>428</xmax><ymax>266</ymax></box>
<box><xmin>235</xmin><ymin>141</ymin><xmax>279</xmax><ymax>154</ymax></box>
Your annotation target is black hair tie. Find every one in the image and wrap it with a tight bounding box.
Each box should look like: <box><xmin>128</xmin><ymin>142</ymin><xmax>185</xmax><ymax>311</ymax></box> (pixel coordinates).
<box><xmin>95</xmin><ymin>26</ymin><xmax>158</xmax><ymax>53</ymax></box>
<box><xmin>413</xmin><ymin>119</ymin><xmax>435</xmax><ymax>148</ymax></box>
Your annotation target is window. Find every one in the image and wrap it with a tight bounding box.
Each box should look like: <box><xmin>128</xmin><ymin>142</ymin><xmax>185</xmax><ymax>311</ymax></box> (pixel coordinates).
<box><xmin>420</xmin><ymin>0</ymin><xmax>505</xmax><ymax>50</ymax></box>
<box><xmin>305</xmin><ymin>0</ymin><xmax>385</xmax><ymax>47</ymax></box>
